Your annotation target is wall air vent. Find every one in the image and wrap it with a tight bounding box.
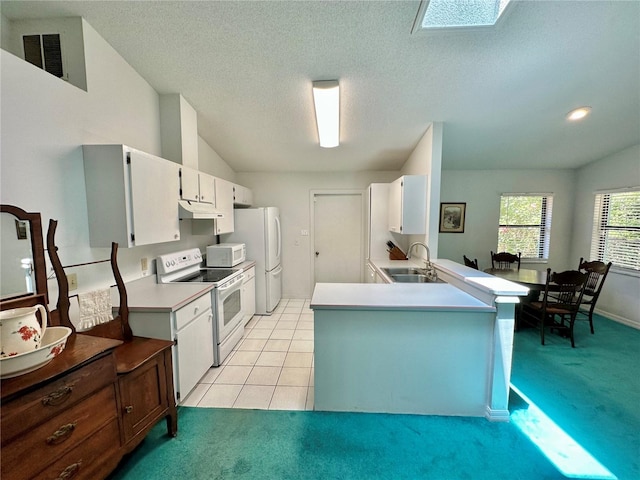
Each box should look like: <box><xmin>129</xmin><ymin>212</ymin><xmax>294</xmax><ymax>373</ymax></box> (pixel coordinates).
<box><xmin>22</xmin><ymin>33</ymin><xmax>65</xmax><ymax>79</ymax></box>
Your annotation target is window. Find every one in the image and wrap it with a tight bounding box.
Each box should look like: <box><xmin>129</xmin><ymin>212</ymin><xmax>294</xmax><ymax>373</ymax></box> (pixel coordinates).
<box><xmin>498</xmin><ymin>194</ymin><xmax>553</xmax><ymax>259</ymax></box>
<box><xmin>590</xmin><ymin>189</ymin><xmax>640</xmax><ymax>272</ymax></box>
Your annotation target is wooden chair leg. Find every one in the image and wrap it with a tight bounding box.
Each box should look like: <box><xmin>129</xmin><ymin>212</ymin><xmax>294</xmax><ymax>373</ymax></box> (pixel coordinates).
<box><xmin>588</xmin><ymin>307</ymin><xmax>595</xmax><ymax>334</ymax></box>
<box><xmin>569</xmin><ymin>314</ymin><xmax>576</xmax><ymax>348</ymax></box>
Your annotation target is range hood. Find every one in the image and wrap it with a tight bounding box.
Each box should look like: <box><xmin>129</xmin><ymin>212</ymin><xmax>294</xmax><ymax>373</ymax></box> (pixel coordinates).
<box><xmin>179</xmin><ymin>200</ymin><xmax>224</xmax><ymax>219</ymax></box>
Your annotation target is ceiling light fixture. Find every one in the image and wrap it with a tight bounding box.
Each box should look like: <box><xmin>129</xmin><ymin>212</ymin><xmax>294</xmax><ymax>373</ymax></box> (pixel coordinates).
<box><xmin>566</xmin><ymin>106</ymin><xmax>592</xmax><ymax>121</ymax></box>
<box><xmin>312</xmin><ymin>80</ymin><xmax>340</xmax><ymax>148</ymax></box>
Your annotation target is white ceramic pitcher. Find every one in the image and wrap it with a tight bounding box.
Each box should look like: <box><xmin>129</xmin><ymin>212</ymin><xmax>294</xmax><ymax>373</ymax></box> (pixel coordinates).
<box><xmin>0</xmin><ymin>305</ymin><xmax>48</xmax><ymax>357</ymax></box>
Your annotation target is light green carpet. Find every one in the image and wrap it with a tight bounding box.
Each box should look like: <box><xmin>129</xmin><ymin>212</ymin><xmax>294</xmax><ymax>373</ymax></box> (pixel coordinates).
<box><xmin>108</xmin><ymin>313</ymin><xmax>638</xmax><ymax>480</ymax></box>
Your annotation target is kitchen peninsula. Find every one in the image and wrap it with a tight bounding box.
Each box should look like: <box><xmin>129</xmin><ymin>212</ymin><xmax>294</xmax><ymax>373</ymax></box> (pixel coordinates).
<box><xmin>311</xmin><ymin>259</ymin><xmax>528</xmax><ymax>421</ymax></box>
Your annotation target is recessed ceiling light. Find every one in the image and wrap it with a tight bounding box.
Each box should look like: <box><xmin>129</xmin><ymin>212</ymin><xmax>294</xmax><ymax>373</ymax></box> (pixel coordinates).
<box><xmin>566</xmin><ymin>106</ymin><xmax>592</xmax><ymax>121</ymax></box>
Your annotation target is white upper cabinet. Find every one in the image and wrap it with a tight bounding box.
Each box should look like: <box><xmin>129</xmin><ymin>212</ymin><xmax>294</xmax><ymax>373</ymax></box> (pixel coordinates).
<box><xmin>180</xmin><ymin>166</ymin><xmax>200</xmax><ymax>202</ymax></box>
<box><xmin>180</xmin><ymin>167</ymin><xmax>216</xmax><ymax>205</ymax></box>
<box><xmin>388</xmin><ymin>175</ymin><xmax>427</xmax><ymax>235</ymax></box>
<box><xmin>83</xmin><ymin>145</ymin><xmax>181</xmax><ymax>247</ymax></box>
<box><xmin>214</xmin><ymin>177</ymin><xmax>235</xmax><ymax>234</ymax></box>
<box><xmin>199</xmin><ymin>173</ymin><xmax>216</xmax><ymax>204</ymax></box>
<box><xmin>233</xmin><ymin>184</ymin><xmax>253</xmax><ymax>207</ymax></box>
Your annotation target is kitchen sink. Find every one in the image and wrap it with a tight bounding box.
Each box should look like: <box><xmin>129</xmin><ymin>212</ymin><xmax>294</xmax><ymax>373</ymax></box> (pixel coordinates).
<box><xmin>390</xmin><ymin>274</ymin><xmax>444</xmax><ymax>283</ymax></box>
<box><xmin>382</xmin><ymin>267</ymin><xmax>425</xmax><ymax>275</ymax></box>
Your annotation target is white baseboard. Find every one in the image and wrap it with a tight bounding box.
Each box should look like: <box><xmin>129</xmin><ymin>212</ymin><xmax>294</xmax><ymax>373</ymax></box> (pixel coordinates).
<box><xmin>594</xmin><ymin>307</ymin><xmax>639</xmax><ymax>330</ymax></box>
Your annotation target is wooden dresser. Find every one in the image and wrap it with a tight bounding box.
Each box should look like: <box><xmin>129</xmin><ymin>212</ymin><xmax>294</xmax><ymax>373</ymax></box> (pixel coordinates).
<box><xmin>1</xmin><ymin>335</ymin><xmax>123</xmax><ymax>479</ymax></box>
<box><xmin>1</xmin><ymin>333</ymin><xmax>176</xmax><ymax>480</ymax></box>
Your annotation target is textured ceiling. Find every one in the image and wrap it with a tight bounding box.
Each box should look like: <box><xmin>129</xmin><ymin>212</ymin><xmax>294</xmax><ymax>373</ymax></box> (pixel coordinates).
<box><xmin>2</xmin><ymin>0</ymin><xmax>639</xmax><ymax>173</ymax></box>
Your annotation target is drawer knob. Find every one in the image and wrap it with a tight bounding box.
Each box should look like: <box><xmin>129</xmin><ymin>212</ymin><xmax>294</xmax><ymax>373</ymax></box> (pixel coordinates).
<box><xmin>46</xmin><ymin>422</ymin><xmax>77</xmax><ymax>445</ymax></box>
<box><xmin>125</xmin><ymin>405</ymin><xmax>134</xmax><ymax>414</ymax></box>
<box><xmin>42</xmin><ymin>385</ymin><xmax>74</xmax><ymax>406</ymax></box>
<box><xmin>56</xmin><ymin>462</ymin><xmax>82</xmax><ymax>480</ymax></box>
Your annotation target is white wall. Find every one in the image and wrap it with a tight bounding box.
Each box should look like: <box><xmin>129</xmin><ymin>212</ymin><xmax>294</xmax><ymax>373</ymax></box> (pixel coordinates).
<box><xmin>401</xmin><ymin>122</ymin><xmax>443</xmax><ymax>259</ymax></box>
<box><xmin>438</xmin><ymin>169</ymin><xmax>577</xmax><ymax>273</ymax></box>
<box><xmin>235</xmin><ymin>171</ymin><xmax>400</xmax><ymax>298</ymax></box>
<box><xmin>0</xmin><ymin>19</ymin><xmax>232</xmax><ymax>305</ymax></box>
<box><xmin>571</xmin><ymin>145</ymin><xmax>640</xmax><ymax>327</ymax></box>
<box><xmin>198</xmin><ymin>137</ymin><xmax>236</xmax><ymax>182</ymax></box>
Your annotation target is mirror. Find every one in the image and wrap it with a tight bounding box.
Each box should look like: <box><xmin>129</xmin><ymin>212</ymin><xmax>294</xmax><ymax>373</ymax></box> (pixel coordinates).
<box><xmin>0</xmin><ymin>205</ymin><xmax>47</xmax><ymax>302</ymax></box>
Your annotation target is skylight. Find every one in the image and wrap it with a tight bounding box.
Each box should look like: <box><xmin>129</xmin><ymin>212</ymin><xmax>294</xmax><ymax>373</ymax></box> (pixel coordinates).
<box><xmin>414</xmin><ymin>0</ymin><xmax>512</xmax><ymax>31</ymax></box>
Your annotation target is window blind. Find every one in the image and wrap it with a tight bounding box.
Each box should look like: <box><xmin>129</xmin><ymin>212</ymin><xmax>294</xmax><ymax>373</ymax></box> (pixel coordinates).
<box><xmin>498</xmin><ymin>194</ymin><xmax>553</xmax><ymax>259</ymax></box>
<box><xmin>590</xmin><ymin>190</ymin><xmax>640</xmax><ymax>271</ymax></box>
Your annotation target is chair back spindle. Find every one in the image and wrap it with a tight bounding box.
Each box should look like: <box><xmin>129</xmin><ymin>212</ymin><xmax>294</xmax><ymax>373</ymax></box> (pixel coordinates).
<box><xmin>491</xmin><ymin>251</ymin><xmax>521</xmax><ymax>270</ymax></box>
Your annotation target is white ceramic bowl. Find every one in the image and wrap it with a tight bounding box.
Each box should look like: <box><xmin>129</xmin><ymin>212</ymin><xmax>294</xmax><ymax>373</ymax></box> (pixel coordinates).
<box><xmin>0</xmin><ymin>326</ymin><xmax>72</xmax><ymax>379</ymax></box>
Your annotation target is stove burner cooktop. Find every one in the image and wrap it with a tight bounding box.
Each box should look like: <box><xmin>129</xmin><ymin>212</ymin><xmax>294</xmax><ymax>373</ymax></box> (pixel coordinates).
<box><xmin>175</xmin><ymin>268</ymin><xmax>239</xmax><ymax>284</ymax></box>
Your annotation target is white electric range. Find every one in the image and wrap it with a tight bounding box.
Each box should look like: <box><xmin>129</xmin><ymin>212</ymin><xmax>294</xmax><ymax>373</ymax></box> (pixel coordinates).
<box><xmin>157</xmin><ymin>248</ymin><xmax>245</xmax><ymax>366</ymax></box>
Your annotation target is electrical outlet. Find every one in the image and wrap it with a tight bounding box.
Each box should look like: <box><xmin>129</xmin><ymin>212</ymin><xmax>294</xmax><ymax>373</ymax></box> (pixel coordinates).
<box><xmin>67</xmin><ymin>273</ymin><xmax>78</xmax><ymax>291</ymax></box>
<box><xmin>141</xmin><ymin>257</ymin><xmax>148</xmax><ymax>271</ymax></box>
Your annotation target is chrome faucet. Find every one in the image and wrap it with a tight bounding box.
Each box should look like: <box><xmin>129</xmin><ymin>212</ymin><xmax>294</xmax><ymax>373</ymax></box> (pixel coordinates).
<box><xmin>408</xmin><ymin>242</ymin><xmax>437</xmax><ymax>281</ymax></box>
<box><xmin>408</xmin><ymin>242</ymin><xmax>430</xmax><ymax>264</ymax></box>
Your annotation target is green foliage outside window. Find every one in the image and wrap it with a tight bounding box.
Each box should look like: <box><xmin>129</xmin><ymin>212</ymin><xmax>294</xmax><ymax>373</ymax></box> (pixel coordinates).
<box><xmin>498</xmin><ymin>195</ymin><xmax>551</xmax><ymax>259</ymax></box>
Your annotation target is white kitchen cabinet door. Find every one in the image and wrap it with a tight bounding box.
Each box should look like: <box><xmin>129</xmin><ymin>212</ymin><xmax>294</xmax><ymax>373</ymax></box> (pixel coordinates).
<box><xmin>199</xmin><ymin>173</ymin><xmax>216</xmax><ymax>204</ymax></box>
<box><xmin>83</xmin><ymin>144</ymin><xmax>180</xmax><ymax>248</ymax></box>
<box><xmin>130</xmin><ymin>151</ymin><xmax>181</xmax><ymax>246</ymax></box>
<box><xmin>215</xmin><ymin>177</ymin><xmax>235</xmax><ymax>234</ymax></box>
<box><xmin>180</xmin><ymin>166</ymin><xmax>200</xmax><ymax>202</ymax></box>
<box><xmin>233</xmin><ymin>184</ymin><xmax>253</xmax><ymax>207</ymax></box>
<box><xmin>388</xmin><ymin>175</ymin><xmax>427</xmax><ymax>235</ymax></box>
<box><xmin>175</xmin><ymin>307</ymin><xmax>214</xmax><ymax>400</ymax></box>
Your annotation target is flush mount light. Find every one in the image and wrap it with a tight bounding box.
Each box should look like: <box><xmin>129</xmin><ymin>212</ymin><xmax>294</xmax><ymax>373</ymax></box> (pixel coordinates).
<box><xmin>312</xmin><ymin>80</ymin><xmax>340</xmax><ymax>148</ymax></box>
<box><xmin>566</xmin><ymin>106</ymin><xmax>592</xmax><ymax>121</ymax></box>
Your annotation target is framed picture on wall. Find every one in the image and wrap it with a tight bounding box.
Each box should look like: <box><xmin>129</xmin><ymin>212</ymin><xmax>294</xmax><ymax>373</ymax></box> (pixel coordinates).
<box><xmin>439</xmin><ymin>203</ymin><xmax>466</xmax><ymax>233</ymax></box>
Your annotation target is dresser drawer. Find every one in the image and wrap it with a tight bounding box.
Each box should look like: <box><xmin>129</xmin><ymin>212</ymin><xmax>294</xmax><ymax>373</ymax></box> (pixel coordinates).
<box><xmin>1</xmin><ymin>385</ymin><xmax>118</xmax><ymax>480</ymax></box>
<box><xmin>1</xmin><ymin>354</ymin><xmax>117</xmax><ymax>444</ymax></box>
<box><xmin>35</xmin><ymin>418</ymin><xmax>121</xmax><ymax>480</ymax></box>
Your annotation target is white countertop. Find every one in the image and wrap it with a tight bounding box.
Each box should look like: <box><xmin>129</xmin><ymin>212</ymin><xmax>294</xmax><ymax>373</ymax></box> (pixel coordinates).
<box><xmin>118</xmin><ymin>260</ymin><xmax>257</xmax><ymax>312</ymax></box>
<box><xmin>118</xmin><ymin>276</ymin><xmax>214</xmax><ymax>312</ymax></box>
<box><xmin>310</xmin><ymin>257</ymin><xmax>528</xmax><ymax>312</ymax></box>
<box><xmin>311</xmin><ymin>282</ymin><xmax>495</xmax><ymax>312</ymax></box>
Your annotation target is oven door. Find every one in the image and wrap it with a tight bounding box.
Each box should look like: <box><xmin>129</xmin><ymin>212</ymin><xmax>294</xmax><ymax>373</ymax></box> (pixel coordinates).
<box><xmin>215</xmin><ymin>273</ymin><xmax>244</xmax><ymax>344</ymax></box>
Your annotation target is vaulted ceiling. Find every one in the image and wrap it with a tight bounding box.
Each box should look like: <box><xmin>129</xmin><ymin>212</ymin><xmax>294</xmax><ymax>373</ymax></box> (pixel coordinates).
<box><xmin>2</xmin><ymin>1</ymin><xmax>639</xmax><ymax>172</ymax></box>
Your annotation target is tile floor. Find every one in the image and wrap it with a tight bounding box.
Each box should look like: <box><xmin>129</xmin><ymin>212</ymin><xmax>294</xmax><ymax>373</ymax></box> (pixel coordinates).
<box><xmin>181</xmin><ymin>298</ymin><xmax>315</xmax><ymax>410</ymax></box>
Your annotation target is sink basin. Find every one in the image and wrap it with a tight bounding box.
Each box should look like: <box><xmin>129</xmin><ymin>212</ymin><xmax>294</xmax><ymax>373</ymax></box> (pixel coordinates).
<box><xmin>390</xmin><ymin>274</ymin><xmax>444</xmax><ymax>283</ymax></box>
<box><xmin>382</xmin><ymin>267</ymin><xmax>424</xmax><ymax>275</ymax></box>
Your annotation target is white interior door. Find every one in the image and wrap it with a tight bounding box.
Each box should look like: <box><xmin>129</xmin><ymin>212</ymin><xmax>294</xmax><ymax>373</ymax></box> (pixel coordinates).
<box><xmin>313</xmin><ymin>193</ymin><xmax>363</xmax><ymax>284</ymax></box>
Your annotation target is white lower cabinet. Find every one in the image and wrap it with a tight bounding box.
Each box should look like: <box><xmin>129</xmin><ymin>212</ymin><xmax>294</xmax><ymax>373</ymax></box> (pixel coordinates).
<box><xmin>127</xmin><ymin>292</ymin><xmax>214</xmax><ymax>403</ymax></box>
<box><xmin>242</xmin><ymin>266</ymin><xmax>256</xmax><ymax>325</ymax></box>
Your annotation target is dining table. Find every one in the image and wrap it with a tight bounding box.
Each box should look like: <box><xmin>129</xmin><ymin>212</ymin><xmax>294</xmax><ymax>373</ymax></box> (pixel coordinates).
<box><xmin>483</xmin><ymin>268</ymin><xmax>549</xmax><ymax>290</ymax></box>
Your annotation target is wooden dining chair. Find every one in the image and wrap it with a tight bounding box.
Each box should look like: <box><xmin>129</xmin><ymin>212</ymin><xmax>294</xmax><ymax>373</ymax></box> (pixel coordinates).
<box><xmin>490</xmin><ymin>251</ymin><xmax>521</xmax><ymax>270</ymax></box>
<box><xmin>520</xmin><ymin>268</ymin><xmax>588</xmax><ymax>347</ymax></box>
<box><xmin>463</xmin><ymin>255</ymin><xmax>479</xmax><ymax>270</ymax></box>
<box><xmin>577</xmin><ymin>258</ymin><xmax>612</xmax><ymax>334</ymax></box>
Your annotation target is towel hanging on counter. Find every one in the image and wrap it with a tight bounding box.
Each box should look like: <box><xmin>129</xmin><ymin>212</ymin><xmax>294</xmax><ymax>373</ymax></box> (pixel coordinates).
<box><xmin>77</xmin><ymin>288</ymin><xmax>113</xmax><ymax>331</ymax></box>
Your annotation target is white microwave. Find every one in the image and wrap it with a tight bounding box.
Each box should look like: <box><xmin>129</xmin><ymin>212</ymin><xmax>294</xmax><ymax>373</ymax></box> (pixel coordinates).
<box><xmin>206</xmin><ymin>243</ymin><xmax>246</xmax><ymax>267</ymax></box>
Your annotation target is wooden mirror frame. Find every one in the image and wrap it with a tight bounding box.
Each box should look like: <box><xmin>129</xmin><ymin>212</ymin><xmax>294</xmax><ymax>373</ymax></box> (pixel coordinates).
<box><xmin>0</xmin><ymin>205</ymin><xmax>48</xmax><ymax>306</ymax></box>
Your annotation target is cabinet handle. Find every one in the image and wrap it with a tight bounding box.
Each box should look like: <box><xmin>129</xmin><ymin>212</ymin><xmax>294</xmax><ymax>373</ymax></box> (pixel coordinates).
<box><xmin>125</xmin><ymin>405</ymin><xmax>134</xmax><ymax>414</ymax></box>
<box><xmin>56</xmin><ymin>462</ymin><xmax>82</xmax><ymax>480</ymax></box>
<box><xmin>42</xmin><ymin>385</ymin><xmax>73</xmax><ymax>406</ymax></box>
<box><xmin>46</xmin><ymin>423</ymin><xmax>77</xmax><ymax>445</ymax></box>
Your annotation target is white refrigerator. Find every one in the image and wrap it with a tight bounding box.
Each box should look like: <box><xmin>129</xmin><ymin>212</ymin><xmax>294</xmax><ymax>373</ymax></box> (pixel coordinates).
<box><xmin>224</xmin><ymin>207</ymin><xmax>282</xmax><ymax>314</ymax></box>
